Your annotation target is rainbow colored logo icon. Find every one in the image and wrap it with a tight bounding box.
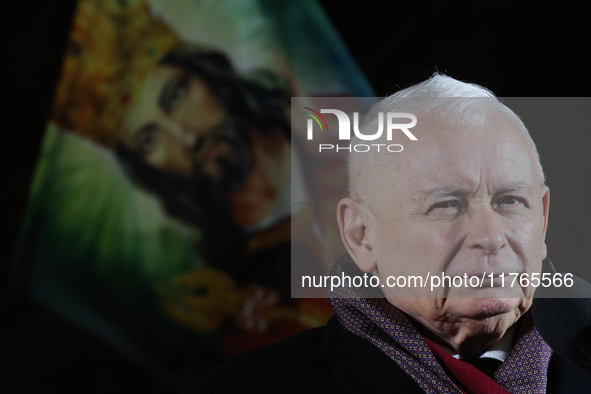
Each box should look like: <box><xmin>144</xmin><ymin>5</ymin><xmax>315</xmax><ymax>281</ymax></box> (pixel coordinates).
<box><xmin>302</xmin><ymin>107</ymin><xmax>329</xmax><ymax>131</ymax></box>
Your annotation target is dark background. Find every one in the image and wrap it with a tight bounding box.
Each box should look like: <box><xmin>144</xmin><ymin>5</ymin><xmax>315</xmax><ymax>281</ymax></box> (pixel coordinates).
<box><xmin>2</xmin><ymin>0</ymin><xmax>590</xmax><ymax>392</ymax></box>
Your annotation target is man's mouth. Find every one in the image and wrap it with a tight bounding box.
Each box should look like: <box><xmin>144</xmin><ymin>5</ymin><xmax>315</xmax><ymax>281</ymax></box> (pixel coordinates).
<box><xmin>191</xmin><ymin>132</ymin><xmax>253</xmax><ymax>193</ymax></box>
<box><xmin>202</xmin><ymin>140</ymin><xmax>231</xmax><ymax>171</ymax></box>
<box><xmin>454</xmin><ymin>298</ymin><xmax>517</xmax><ymax>320</ymax></box>
<box><xmin>193</xmin><ymin>134</ymin><xmax>236</xmax><ymax>175</ymax></box>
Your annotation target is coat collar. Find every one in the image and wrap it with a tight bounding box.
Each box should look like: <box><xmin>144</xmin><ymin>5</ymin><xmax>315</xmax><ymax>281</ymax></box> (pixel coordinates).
<box><xmin>321</xmin><ymin>316</ymin><xmax>425</xmax><ymax>393</ymax></box>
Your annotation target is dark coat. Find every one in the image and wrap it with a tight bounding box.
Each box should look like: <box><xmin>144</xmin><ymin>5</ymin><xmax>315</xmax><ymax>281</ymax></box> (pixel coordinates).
<box><xmin>180</xmin><ymin>316</ymin><xmax>591</xmax><ymax>393</ymax></box>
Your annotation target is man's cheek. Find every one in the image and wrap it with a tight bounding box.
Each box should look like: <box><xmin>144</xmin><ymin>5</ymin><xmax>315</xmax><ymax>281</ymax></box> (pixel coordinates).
<box><xmin>506</xmin><ymin>220</ymin><xmax>546</xmax><ymax>259</ymax></box>
<box><xmin>423</xmin><ymin>220</ymin><xmax>462</xmax><ymax>249</ymax></box>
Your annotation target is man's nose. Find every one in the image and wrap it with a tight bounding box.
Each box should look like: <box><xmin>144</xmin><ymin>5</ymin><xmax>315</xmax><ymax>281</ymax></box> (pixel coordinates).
<box><xmin>464</xmin><ymin>204</ymin><xmax>507</xmax><ymax>254</ymax></box>
<box><xmin>159</xmin><ymin>117</ymin><xmax>197</xmax><ymax>147</ymax></box>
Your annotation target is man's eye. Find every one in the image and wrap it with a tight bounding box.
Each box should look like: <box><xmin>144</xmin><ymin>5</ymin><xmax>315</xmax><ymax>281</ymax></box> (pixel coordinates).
<box><xmin>497</xmin><ymin>196</ymin><xmax>526</xmax><ymax>207</ymax></box>
<box><xmin>160</xmin><ymin>75</ymin><xmax>189</xmax><ymax>112</ymax></box>
<box><xmin>168</xmin><ymin>82</ymin><xmax>187</xmax><ymax>110</ymax></box>
<box><xmin>428</xmin><ymin>200</ymin><xmax>461</xmax><ymax>212</ymax></box>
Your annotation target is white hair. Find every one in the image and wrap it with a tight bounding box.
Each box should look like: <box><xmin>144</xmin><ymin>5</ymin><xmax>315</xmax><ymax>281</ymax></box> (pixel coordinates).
<box><xmin>348</xmin><ymin>74</ymin><xmax>545</xmax><ymax>201</ymax></box>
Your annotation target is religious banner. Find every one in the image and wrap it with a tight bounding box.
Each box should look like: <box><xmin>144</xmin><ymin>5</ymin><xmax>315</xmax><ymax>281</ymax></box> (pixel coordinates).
<box><xmin>12</xmin><ymin>0</ymin><xmax>373</xmax><ymax>385</ymax></box>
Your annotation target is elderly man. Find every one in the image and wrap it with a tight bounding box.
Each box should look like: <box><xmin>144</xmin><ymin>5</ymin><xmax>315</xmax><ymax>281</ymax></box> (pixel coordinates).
<box><xmin>180</xmin><ymin>75</ymin><xmax>591</xmax><ymax>393</ymax></box>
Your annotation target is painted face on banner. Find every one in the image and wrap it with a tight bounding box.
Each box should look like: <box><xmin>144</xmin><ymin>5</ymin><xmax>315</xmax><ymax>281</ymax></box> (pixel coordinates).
<box><xmin>120</xmin><ymin>64</ymin><xmax>252</xmax><ymax>193</ymax></box>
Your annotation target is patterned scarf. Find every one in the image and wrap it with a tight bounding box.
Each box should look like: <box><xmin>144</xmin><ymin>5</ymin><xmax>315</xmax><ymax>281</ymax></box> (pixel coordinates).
<box><xmin>328</xmin><ymin>254</ymin><xmax>553</xmax><ymax>394</ymax></box>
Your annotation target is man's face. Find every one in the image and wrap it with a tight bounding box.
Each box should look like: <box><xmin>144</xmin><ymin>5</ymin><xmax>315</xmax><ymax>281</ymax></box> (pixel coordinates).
<box><xmin>340</xmin><ymin>110</ymin><xmax>549</xmax><ymax>356</ymax></box>
<box><xmin>120</xmin><ymin>64</ymin><xmax>251</xmax><ymax>192</ymax></box>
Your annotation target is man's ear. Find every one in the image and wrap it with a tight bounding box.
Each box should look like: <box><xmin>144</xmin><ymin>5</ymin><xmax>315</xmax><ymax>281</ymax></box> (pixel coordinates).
<box><xmin>541</xmin><ymin>185</ymin><xmax>550</xmax><ymax>259</ymax></box>
<box><xmin>336</xmin><ymin>197</ymin><xmax>376</xmax><ymax>273</ymax></box>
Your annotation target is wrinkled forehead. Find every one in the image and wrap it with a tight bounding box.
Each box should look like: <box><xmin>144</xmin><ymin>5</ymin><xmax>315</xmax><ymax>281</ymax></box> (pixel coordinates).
<box><xmin>348</xmin><ymin>97</ymin><xmax>543</xmax><ymax>208</ymax></box>
<box><xmin>388</xmin><ymin>111</ymin><xmax>539</xmax><ymax>194</ymax></box>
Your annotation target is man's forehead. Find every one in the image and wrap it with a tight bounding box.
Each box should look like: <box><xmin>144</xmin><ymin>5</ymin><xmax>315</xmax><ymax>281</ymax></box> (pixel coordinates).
<box><xmin>379</xmin><ymin>111</ymin><xmax>540</xmax><ymax>195</ymax></box>
<box><xmin>126</xmin><ymin>67</ymin><xmax>175</xmax><ymax>126</ymax></box>
<box><xmin>350</xmin><ymin>104</ymin><xmax>541</xmax><ymax>207</ymax></box>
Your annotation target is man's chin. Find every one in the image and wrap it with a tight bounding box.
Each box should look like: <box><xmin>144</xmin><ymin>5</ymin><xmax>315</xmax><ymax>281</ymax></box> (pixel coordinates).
<box><xmin>444</xmin><ymin>298</ymin><xmax>528</xmax><ymax>357</ymax></box>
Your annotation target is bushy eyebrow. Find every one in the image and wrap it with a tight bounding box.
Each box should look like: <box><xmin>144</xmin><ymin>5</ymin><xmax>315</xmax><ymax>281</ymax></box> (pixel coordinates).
<box><xmin>496</xmin><ymin>181</ymin><xmax>533</xmax><ymax>193</ymax></box>
<box><xmin>424</xmin><ymin>181</ymin><xmax>533</xmax><ymax>197</ymax></box>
